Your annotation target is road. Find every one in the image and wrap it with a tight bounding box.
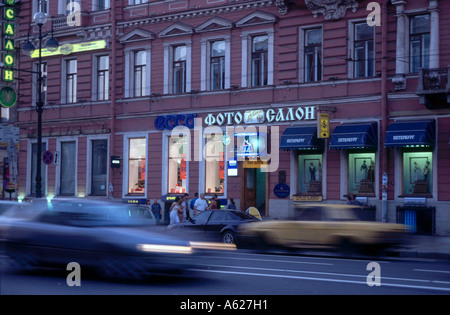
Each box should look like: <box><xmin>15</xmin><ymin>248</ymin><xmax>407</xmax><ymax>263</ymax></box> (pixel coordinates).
<box><xmin>1</xmin><ymin>250</ymin><xmax>450</xmax><ymax>296</ymax></box>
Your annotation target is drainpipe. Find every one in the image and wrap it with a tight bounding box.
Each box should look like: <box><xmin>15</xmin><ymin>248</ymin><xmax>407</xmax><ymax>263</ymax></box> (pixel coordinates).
<box><xmin>109</xmin><ymin>3</ymin><xmax>117</xmax><ymax>198</ymax></box>
<box><xmin>381</xmin><ymin>0</ymin><xmax>389</xmax><ymax>223</ymax></box>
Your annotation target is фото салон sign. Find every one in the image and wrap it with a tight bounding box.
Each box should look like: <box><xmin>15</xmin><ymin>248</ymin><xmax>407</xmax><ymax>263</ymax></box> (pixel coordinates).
<box><xmin>204</xmin><ymin>106</ymin><xmax>316</xmax><ymax>126</ymax></box>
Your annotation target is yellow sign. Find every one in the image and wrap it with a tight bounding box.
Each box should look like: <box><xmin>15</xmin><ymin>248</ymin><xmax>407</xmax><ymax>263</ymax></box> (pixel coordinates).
<box><xmin>243</xmin><ymin>160</ymin><xmax>268</xmax><ymax>168</ymax></box>
<box><xmin>31</xmin><ymin>40</ymin><xmax>107</xmax><ymax>58</ymax></box>
<box><xmin>293</xmin><ymin>195</ymin><xmax>323</xmax><ymax>202</ymax></box>
<box><xmin>317</xmin><ymin>112</ymin><xmax>330</xmax><ymax>139</ymax></box>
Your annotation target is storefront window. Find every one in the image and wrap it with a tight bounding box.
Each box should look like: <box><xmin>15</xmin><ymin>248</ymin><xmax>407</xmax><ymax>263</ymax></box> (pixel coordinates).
<box><xmin>128</xmin><ymin>138</ymin><xmax>146</xmax><ymax>194</ymax></box>
<box><xmin>348</xmin><ymin>152</ymin><xmax>375</xmax><ymax>195</ymax></box>
<box><xmin>297</xmin><ymin>154</ymin><xmax>322</xmax><ymax>194</ymax></box>
<box><xmin>168</xmin><ymin>136</ymin><xmax>188</xmax><ymax>194</ymax></box>
<box><xmin>402</xmin><ymin>151</ymin><xmax>432</xmax><ymax>195</ymax></box>
<box><xmin>205</xmin><ymin>134</ymin><xmax>225</xmax><ymax>194</ymax></box>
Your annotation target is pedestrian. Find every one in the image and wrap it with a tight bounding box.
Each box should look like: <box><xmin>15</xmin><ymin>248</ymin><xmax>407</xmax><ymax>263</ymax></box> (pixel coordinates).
<box><xmin>181</xmin><ymin>193</ymin><xmax>189</xmax><ymax>221</ymax></box>
<box><xmin>190</xmin><ymin>192</ymin><xmax>198</xmax><ymax>217</ymax></box>
<box><xmin>170</xmin><ymin>198</ymin><xmax>184</xmax><ymax>225</ymax></box>
<box><xmin>227</xmin><ymin>198</ymin><xmax>237</xmax><ymax>210</ymax></box>
<box><xmin>210</xmin><ymin>195</ymin><xmax>218</xmax><ymax>209</ymax></box>
<box><xmin>150</xmin><ymin>199</ymin><xmax>162</xmax><ymax>223</ymax></box>
<box><xmin>194</xmin><ymin>193</ymin><xmax>209</xmax><ymax>216</ymax></box>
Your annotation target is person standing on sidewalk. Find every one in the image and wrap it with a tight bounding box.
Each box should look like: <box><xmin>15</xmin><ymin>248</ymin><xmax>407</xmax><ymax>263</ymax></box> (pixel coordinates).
<box><xmin>194</xmin><ymin>193</ymin><xmax>209</xmax><ymax>216</ymax></box>
<box><xmin>150</xmin><ymin>199</ymin><xmax>162</xmax><ymax>223</ymax></box>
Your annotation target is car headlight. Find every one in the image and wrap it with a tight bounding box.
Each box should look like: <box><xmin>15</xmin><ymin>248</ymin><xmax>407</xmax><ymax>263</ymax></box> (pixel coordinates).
<box><xmin>136</xmin><ymin>243</ymin><xmax>192</xmax><ymax>254</ymax></box>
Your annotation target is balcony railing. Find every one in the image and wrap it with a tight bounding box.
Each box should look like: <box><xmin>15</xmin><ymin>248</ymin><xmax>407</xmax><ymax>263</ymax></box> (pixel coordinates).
<box><xmin>416</xmin><ymin>66</ymin><xmax>450</xmax><ymax>108</ymax></box>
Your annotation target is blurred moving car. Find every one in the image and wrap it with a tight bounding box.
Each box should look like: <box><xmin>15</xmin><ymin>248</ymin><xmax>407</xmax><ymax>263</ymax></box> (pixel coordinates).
<box><xmin>239</xmin><ymin>204</ymin><xmax>407</xmax><ymax>254</ymax></box>
<box><xmin>170</xmin><ymin>210</ymin><xmax>259</xmax><ymax>244</ymax></box>
<box><xmin>0</xmin><ymin>199</ymin><xmax>194</xmax><ymax>279</ymax></box>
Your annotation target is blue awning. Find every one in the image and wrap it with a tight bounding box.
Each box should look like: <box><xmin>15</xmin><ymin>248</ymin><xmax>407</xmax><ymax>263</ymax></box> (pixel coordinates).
<box><xmin>280</xmin><ymin>126</ymin><xmax>323</xmax><ymax>151</ymax></box>
<box><xmin>329</xmin><ymin>122</ymin><xmax>378</xmax><ymax>150</ymax></box>
<box><xmin>384</xmin><ymin>120</ymin><xmax>435</xmax><ymax>148</ymax></box>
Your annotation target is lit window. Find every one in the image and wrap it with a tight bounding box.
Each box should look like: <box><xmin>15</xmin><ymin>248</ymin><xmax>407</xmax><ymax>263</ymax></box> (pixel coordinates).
<box><xmin>168</xmin><ymin>136</ymin><xmax>188</xmax><ymax>194</ymax></box>
<box><xmin>128</xmin><ymin>138</ymin><xmax>146</xmax><ymax>194</ymax></box>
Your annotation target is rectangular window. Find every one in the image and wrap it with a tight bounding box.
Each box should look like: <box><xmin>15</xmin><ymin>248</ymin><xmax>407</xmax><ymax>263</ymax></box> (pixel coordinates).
<box><xmin>128</xmin><ymin>138</ymin><xmax>146</xmax><ymax>195</ymax></box>
<box><xmin>66</xmin><ymin>59</ymin><xmax>77</xmax><ymax>103</ymax></box>
<box><xmin>297</xmin><ymin>154</ymin><xmax>322</xmax><ymax>195</ymax></box>
<box><xmin>251</xmin><ymin>35</ymin><xmax>268</xmax><ymax>87</ymax></box>
<box><xmin>132</xmin><ymin>0</ymin><xmax>148</xmax><ymax>4</ymax></box>
<box><xmin>205</xmin><ymin>133</ymin><xmax>225</xmax><ymax>195</ymax></box>
<box><xmin>402</xmin><ymin>151</ymin><xmax>432</xmax><ymax>196</ymax></box>
<box><xmin>134</xmin><ymin>51</ymin><xmax>147</xmax><ymax>97</ymax></box>
<box><xmin>91</xmin><ymin>140</ymin><xmax>108</xmax><ymax>196</ymax></box>
<box><xmin>60</xmin><ymin>141</ymin><xmax>76</xmax><ymax>196</ymax></box>
<box><xmin>39</xmin><ymin>0</ymin><xmax>49</xmax><ymax>14</ymax></box>
<box><xmin>410</xmin><ymin>14</ymin><xmax>430</xmax><ymax>73</ymax></box>
<box><xmin>173</xmin><ymin>46</ymin><xmax>187</xmax><ymax>94</ymax></box>
<box><xmin>168</xmin><ymin>136</ymin><xmax>188</xmax><ymax>194</ymax></box>
<box><xmin>96</xmin><ymin>0</ymin><xmax>110</xmax><ymax>10</ymax></box>
<box><xmin>348</xmin><ymin>152</ymin><xmax>375</xmax><ymax>195</ymax></box>
<box><xmin>304</xmin><ymin>28</ymin><xmax>322</xmax><ymax>82</ymax></box>
<box><xmin>97</xmin><ymin>55</ymin><xmax>109</xmax><ymax>101</ymax></box>
<box><xmin>353</xmin><ymin>23</ymin><xmax>374</xmax><ymax>78</ymax></box>
<box><xmin>210</xmin><ymin>41</ymin><xmax>225</xmax><ymax>91</ymax></box>
<box><xmin>30</xmin><ymin>143</ymin><xmax>46</xmax><ymax>197</ymax></box>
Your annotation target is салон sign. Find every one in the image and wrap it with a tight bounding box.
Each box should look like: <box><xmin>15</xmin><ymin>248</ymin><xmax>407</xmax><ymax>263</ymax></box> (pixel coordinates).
<box><xmin>2</xmin><ymin>0</ymin><xmax>16</xmax><ymax>83</ymax></box>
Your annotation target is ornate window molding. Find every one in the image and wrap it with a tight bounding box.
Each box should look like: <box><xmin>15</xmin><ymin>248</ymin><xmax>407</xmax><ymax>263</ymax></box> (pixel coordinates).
<box><xmin>304</xmin><ymin>0</ymin><xmax>359</xmax><ymax>21</ymax></box>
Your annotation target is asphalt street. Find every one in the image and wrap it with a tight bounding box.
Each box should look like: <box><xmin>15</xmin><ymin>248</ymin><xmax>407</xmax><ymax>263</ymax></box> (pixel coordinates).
<box><xmin>1</xmin><ymin>250</ymin><xmax>450</xmax><ymax>295</ymax></box>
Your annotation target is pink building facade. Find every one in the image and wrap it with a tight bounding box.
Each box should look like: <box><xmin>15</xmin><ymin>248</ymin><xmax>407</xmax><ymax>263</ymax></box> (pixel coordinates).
<box><xmin>16</xmin><ymin>0</ymin><xmax>450</xmax><ymax>235</ymax></box>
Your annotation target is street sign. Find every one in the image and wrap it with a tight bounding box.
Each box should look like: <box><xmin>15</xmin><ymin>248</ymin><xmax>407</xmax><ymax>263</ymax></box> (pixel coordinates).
<box><xmin>42</xmin><ymin>150</ymin><xmax>54</xmax><ymax>165</ymax></box>
<box><xmin>317</xmin><ymin>112</ymin><xmax>330</xmax><ymax>139</ymax></box>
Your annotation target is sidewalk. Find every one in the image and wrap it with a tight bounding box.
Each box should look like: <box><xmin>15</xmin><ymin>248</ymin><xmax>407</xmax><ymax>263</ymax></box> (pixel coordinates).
<box><xmin>391</xmin><ymin>235</ymin><xmax>450</xmax><ymax>260</ymax></box>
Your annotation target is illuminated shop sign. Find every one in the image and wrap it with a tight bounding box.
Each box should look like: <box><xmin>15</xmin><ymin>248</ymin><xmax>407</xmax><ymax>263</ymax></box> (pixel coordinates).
<box><xmin>205</xmin><ymin>106</ymin><xmax>316</xmax><ymax>126</ymax></box>
<box><xmin>234</xmin><ymin>132</ymin><xmax>267</xmax><ymax>158</ymax></box>
<box><xmin>2</xmin><ymin>0</ymin><xmax>17</xmax><ymax>83</ymax></box>
<box><xmin>30</xmin><ymin>40</ymin><xmax>107</xmax><ymax>58</ymax></box>
<box><xmin>154</xmin><ymin>113</ymin><xmax>198</xmax><ymax>130</ymax></box>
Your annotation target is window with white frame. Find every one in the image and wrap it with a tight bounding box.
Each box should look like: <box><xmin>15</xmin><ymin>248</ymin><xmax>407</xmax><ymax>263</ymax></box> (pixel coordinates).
<box><xmin>410</xmin><ymin>14</ymin><xmax>430</xmax><ymax>73</ymax></box>
<box><xmin>163</xmin><ymin>42</ymin><xmax>191</xmax><ymax>95</ymax></box>
<box><xmin>210</xmin><ymin>41</ymin><xmax>226</xmax><ymax>91</ymax></box>
<box><xmin>33</xmin><ymin>0</ymin><xmax>49</xmax><ymax>14</ymax></box>
<box><xmin>304</xmin><ymin>28</ymin><xmax>322</xmax><ymax>82</ymax></box>
<box><xmin>65</xmin><ymin>59</ymin><xmax>77</xmax><ymax>103</ymax></box>
<box><xmin>90</xmin><ymin>139</ymin><xmax>108</xmax><ymax>196</ymax></box>
<box><xmin>353</xmin><ymin>22</ymin><xmax>374</xmax><ymax>78</ymax></box>
<box><xmin>96</xmin><ymin>55</ymin><xmax>109</xmax><ymax>101</ymax></box>
<box><xmin>251</xmin><ymin>35</ymin><xmax>268</xmax><ymax>87</ymax></box>
<box><xmin>241</xmin><ymin>30</ymin><xmax>274</xmax><ymax>88</ymax></box>
<box><xmin>127</xmin><ymin>137</ymin><xmax>146</xmax><ymax>195</ymax></box>
<box><xmin>168</xmin><ymin>135</ymin><xmax>188</xmax><ymax>194</ymax></box>
<box><xmin>204</xmin><ymin>132</ymin><xmax>225</xmax><ymax>195</ymax></box>
<box><xmin>60</xmin><ymin>141</ymin><xmax>76</xmax><ymax>196</ymax></box>
<box><xmin>94</xmin><ymin>0</ymin><xmax>110</xmax><ymax>11</ymax></box>
<box><xmin>173</xmin><ymin>45</ymin><xmax>187</xmax><ymax>94</ymax></box>
<box><xmin>134</xmin><ymin>50</ymin><xmax>147</xmax><ymax>97</ymax></box>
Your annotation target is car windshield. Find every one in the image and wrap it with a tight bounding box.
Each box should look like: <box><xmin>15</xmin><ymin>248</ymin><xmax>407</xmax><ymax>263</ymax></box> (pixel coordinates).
<box><xmin>34</xmin><ymin>201</ymin><xmax>156</xmax><ymax>227</ymax></box>
<box><xmin>228</xmin><ymin>211</ymin><xmax>259</xmax><ymax>221</ymax></box>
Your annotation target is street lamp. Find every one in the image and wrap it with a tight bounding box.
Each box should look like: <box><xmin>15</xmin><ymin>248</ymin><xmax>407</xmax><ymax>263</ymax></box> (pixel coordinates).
<box><xmin>22</xmin><ymin>12</ymin><xmax>59</xmax><ymax>198</ymax></box>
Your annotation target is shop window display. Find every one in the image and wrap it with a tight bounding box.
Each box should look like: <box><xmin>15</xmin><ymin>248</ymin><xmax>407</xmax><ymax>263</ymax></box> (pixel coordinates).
<box><xmin>128</xmin><ymin>138</ymin><xmax>146</xmax><ymax>194</ymax></box>
<box><xmin>168</xmin><ymin>136</ymin><xmax>188</xmax><ymax>194</ymax></box>
<box><xmin>348</xmin><ymin>152</ymin><xmax>375</xmax><ymax>195</ymax></box>
<box><xmin>402</xmin><ymin>151</ymin><xmax>432</xmax><ymax>195</ymax></box>
<box><xmin>205</xmin><ymin>134</ymin><xmax>225</xmax><ymax>194</ymax></box>
<box><xmin>297</xmin><ymin>154</ymin><xmax>322</xmax><ymax>194</ymax></box>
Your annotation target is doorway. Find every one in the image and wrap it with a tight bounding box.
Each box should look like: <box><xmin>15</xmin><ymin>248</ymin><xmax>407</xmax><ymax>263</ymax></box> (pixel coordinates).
<box><xmin>243</xmin><ymin>167</ymin><xmax>266</xmax><ymax>216</ymax></box>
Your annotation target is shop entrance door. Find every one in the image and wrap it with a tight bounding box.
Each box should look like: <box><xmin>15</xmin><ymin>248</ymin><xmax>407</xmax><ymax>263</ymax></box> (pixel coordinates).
<box><xmin>243</xmin><ymin>168</ymin><xmax>266</xmax><ymax>216</ymax></box>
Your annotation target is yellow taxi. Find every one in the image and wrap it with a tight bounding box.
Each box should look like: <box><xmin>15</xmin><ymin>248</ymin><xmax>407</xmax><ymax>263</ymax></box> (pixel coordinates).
<box><xmin>239</xmin><ymin>203</ymin><xmax>407</xmax><ymax>254</ymax></box>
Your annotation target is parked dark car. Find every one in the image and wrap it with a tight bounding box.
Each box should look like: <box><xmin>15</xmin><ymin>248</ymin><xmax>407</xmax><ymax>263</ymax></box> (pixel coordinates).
<box><xmin>170</xmin><ymin>210</ymin><xmax>259</xmax><ymax>244</ymax></box>
<box><xmin>0</xmin><ymin>199</ymin><xmax>195</xmax><ymax>279</ymax></box>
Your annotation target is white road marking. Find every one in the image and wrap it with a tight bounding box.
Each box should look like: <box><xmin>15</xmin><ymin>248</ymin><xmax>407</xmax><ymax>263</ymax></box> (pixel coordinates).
<box><xmin>190</xmin><ymin>268</ymin><xmax>450</xmax><ymax>292</ymax></box>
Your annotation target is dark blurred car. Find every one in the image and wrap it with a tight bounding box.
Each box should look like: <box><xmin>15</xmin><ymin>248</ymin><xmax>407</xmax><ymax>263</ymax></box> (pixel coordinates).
<box><xmin>170</xmin><ymin>210</ymin><xmax>259</xmax><ymax>244</ymax></box>
<box><xmin>0</xmin><ymin>199</ymin><xmax>194</xmax><ymax>279</ymax></box>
